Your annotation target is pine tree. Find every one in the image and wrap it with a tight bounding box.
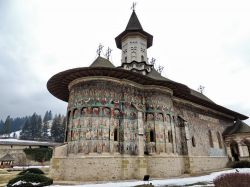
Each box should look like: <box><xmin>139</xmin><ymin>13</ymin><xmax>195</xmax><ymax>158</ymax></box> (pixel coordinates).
<box><xmin>51</xmin><ymin>115</ymin><xmax>65</xmax><ymax>142</ymax></box>
<box><xmin>41</xmin><ymin>121</ymin><xmax>50</xmax><ymax>141</ymax></box>
<box><xmin>3</xmin><ymin>116</ymin><xmax>12</xmax><ymax>136</ymax></box>
<box><xmin>20</xmin><ymin>118</ymin><xmax>33</xmax><ymax>140</ymax></box>
<box><xmin>0</xmin><ymin>120</ymin><xmax>4</xmax><ymax>134</ymax></box>
<box><xmin>48</xmin><ymin>110</ymin><xmax>53</xmax><ymax>121</ymax></box>
<box><xmin>43</xmin><ymin>111</ymin><xmax>49</xmax><ymax>123</ymax></box>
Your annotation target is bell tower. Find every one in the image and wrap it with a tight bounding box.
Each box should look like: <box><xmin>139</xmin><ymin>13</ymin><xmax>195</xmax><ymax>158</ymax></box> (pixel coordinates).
<box><xmin>115</xmin><ymin>9</ymin><xmax>154</xmax><ymax>75</ymax></box>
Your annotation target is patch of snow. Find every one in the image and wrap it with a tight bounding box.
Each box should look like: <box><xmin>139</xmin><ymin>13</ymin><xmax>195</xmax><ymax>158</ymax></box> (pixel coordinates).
<box><xmin>10</xmin><ymin>130</ymin><xmax>21</xmax><ymax>139</ymax></box>
<box><xmin>50</xmin><ymin>168</ymin><xmax>250</xmax><ymax>187</ymax></box>
<box><xmin>13</xmin><ymin>165</ymin><xmax>49</xmax><ymax>169</ymax></box>
<box><xmin>0</xmin><ymin>138</ymin><xmax>51</xmax><ymax>143</ymax></box>
<box><xmin>12</xmin><ymin>180</ymin><xmax>41</xmax><ymax>186</ymax></box>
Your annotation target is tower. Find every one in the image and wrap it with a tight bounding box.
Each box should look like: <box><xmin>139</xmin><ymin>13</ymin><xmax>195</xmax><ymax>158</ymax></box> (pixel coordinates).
<box><xmin>115</xmin><ymin>10</ymin><xmax>154</xmax><ymax>75</ymax></box>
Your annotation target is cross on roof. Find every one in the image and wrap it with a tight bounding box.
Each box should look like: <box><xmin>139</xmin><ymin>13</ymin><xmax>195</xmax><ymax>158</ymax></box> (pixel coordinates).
<box><xmin>131</xmin><ymin>2</ymin><xmax>137</xmax><ymax>11</ymax></box>
<box><xmin>96</xmin><ymin>44</ymin><xmax>104</xmax><ymax>56</ymax></box>
<box><xmin>105</xmin><ymin>47</ymin><xmax>112</xmax><ymax>60</ymax></box>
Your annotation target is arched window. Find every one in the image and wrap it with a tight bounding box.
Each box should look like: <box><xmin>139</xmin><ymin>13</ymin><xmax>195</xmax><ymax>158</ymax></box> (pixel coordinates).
<box><xmin>67</xmin><ymin>111</ymin><xmax>71</xmax><ymax>125</ymax></box>
<box><xmin>217</xmin><ymin>132</ymin><xmax>223</xmax><ymax>149</ymax></box>
<box><xmin>141</xmin><ymin>55</ymin><xmax>144</xmax><ymax>61</ymax></box>
<box><xmin>192</xmin><ymin>136</ymin><xmax>196</xmax><ymax>147</ymax></box>
<box><xmin>208</xmin><ymin>130</ymin><xmax>213</xmax><ymax>148</ymax></box>
<box><xmin>114</xmin><ymin>128</ymin><xmax>118</xmax><ymax>141</ymax></box>
<box><xmin>168</xmin><ymin>130</ymin><xmax>173</xmax><ymax>143</ymax></box>
<box><xmin>150</xmin><ymin>130</ymin><xmax>155</xmax><ymax>142</ymax></box>
<box><xmin>73</xmin><ymin>109</ymin><xmax>78</xmax><ymax>119</ymax></box>
<box><xmin>125</xmin><ymin>56</ymin><xmax>127</xmax><ymax>63</ymax></box>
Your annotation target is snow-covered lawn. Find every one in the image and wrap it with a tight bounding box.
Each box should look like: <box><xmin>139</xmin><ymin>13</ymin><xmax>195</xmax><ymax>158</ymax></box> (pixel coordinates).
<box><xmin>50</xmin><ymin>168</ymin><xmax>250</xmax><ymax>187</ymax></box>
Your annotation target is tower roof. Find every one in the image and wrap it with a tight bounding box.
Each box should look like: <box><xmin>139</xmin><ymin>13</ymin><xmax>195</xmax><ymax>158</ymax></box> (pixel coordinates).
<box><xmin>115</xmin><ymin>11</ymin><xmax>153</xmax><ymax>49</ymax></box>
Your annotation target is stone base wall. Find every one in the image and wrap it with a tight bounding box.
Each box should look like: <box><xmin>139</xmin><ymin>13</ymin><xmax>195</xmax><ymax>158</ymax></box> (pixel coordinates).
<box><xmin>49</xmin><ymin>156</ymin><xmax>147</xmax><ymax>181</ymax></box>
<box><xmin>189</xmin><ymin>156</ymin><xmax>228</xmax><ymax>173</ymax></box>
<box><xmin>49</xmin><ymin>155</ymin><xmax>229</xmax><ymax>182</ymax></box>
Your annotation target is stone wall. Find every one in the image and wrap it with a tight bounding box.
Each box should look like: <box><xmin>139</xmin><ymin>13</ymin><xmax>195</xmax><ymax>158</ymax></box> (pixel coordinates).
<box><xmin>0</xmin><ymin>144</ymin><xmax>50</xmax><ymax>166</ymax></box>
<box><xmin>188</xmin><ymin>156</ymin><xmax>228</xmax><ymax>173</ymax></box>
<box><xmin>49</xmin><ymin>154</ymin><xmax>230</xmax><ymax>182</ymax></box>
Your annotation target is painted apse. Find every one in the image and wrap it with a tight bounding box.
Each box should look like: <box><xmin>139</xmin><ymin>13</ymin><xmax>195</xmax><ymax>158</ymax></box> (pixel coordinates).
<box><xmin>65</xmin><ymin>78</ymin><xmax>175</xmax><ymax>156</ymax></box>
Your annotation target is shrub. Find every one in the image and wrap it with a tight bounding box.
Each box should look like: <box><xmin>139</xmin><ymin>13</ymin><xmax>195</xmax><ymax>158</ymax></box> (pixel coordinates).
<box><xmin>214</xmin><ymin>173</ymin><xmax>250</xmax><ymax>187</ymax></box>
<box><xmin>231</xmin><ymin>160</ymin><xmax>250</xmax><ymax>168</ymax></box>
<box><xmin>23</xmin><ymin>147</ymin><xmax>53</xmax><ymax>163</ymax></box>
<box><xmin>7</xmin><ymin>173</ymin><xmax>53</xmax><ymax>187</ymax></box>
<box><xmin>18</xmin><ymin>168</ymin><xmax>45</xmax><ymax>175</ymax></box>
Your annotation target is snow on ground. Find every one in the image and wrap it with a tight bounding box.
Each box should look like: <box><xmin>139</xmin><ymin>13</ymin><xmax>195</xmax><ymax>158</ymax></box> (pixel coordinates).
<box><xmin>13</xmin><ymin>166</ymin><xmax>49</xmax><ymax>169</ymax></box>
<box><xmin>10</xmin><ymin>130</ymin><xmax>21</xmax><ymax>138</ymax></box>
<box><xmin>0</xmin><ymin>138</ymin><xmax>51</xmax><ymax>144</ymax></box>
<box><xmin>50</xmin><ymin>168</ymin><xmax>250</xmax><ymax>187</ymax></box>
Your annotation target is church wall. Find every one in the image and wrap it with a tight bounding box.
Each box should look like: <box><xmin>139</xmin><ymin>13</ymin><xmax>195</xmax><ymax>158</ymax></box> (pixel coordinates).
<box><xmin>173</xmin><ymin>99</ymin><xmax>233</xmax><ymax>157</ymax></box>
<box><xmin>188</xmin><ymin>156</ymin><xmax>228</xmax><ymax>173</ymax></box>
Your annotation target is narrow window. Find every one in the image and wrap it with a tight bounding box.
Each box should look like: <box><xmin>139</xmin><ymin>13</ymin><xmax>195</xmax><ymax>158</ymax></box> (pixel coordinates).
<box><xmin>208</xmin><ymin>130</ymin><xmax>214</xmax><ymax>148</ymax></box>
<box><xmin>114</xmin><ymin>128</ymin><xmax>118</xmax><ymax>141</ymax></box>
<box><xmin>192</xmin><ymin>136</ymin><xmax>196</xmax><ymax>147</ymax></box>
<box><xmin>168</xmin><ymin>130</ymin><xmax>173</xmax><ymax>143</ymax></box>
<box><xmin>125</xmin><ymin>56</ymin><xmax>127</xmax><ymax>63</ymax></box>
<box><xmin>217</xmin><ymin>132</ymin><xmax>223</xmax><ymax>149</ymax></box>
<box><xmin>141</xmin><ymin>55</ymin><xmax>144</xmax><ymax>61</ymax></box>
<box><xmin>150</xmin><ymin>130</ymin><xmax>155</xmax><ymax>142</ymax></box>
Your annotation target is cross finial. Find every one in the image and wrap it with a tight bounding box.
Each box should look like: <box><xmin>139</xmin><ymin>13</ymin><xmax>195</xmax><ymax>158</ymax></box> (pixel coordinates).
<box><xmin>105</xmin><ymin>47</ymin><xmax>112</xmax><ymax>60</ymax></box>
<box><xmin>96</xmin><ymin>44</ymin><xmax>104</xmax><ymax>56</ymax></box>
<box><xmin>150</xmin><ymin>57</ymin><xmax>156</xmax><ymax>66</ymax></box>
<box><xmin>198</xmin><ymin>85</ymin><xmax>205</xmax><ymax>94</ymax></box>
<box><xmin>157</xmin><ymin>65</ymin><xmax>164</xmax><ymax>74</ymax></box>
<box><xmin>131</xmin><ymin>2</ymin><xmax>137</xmax><ymax>11</ymax></box>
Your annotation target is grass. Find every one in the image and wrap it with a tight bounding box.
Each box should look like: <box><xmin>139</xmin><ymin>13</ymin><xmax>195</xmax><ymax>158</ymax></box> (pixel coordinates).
<box><xmin>0</xmin><ymin>170</ymin><xmax>19</xmax><ymax>187</ymax></box>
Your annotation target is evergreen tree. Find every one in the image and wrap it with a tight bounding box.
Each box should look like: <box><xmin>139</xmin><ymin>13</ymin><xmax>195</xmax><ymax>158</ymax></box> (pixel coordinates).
<box><xmin>3</xmin><ymin>116</ymin><xmax>12</xmax><ymax>136</ymax></box>
<box><xmin>43</xmin><ymin>111</ymin><xmax>49</xmax><ymax>123</ymax></box>
<box><xmin>0</xmin><ymin>120</ymin><xmax>4</xmax><ymax>134</ymax></box>
<box><xmin>48</xmin><ymin>110</ymin><xmax>53</xmax><ymax>121</ymax></box>
<box><xmin>51</xmin><ymin>115</ymin><xmax>65</xmax><ymax>142</ymax></box>
<box><xmin>41</xmin><ymin>121</ymin><xmax>50</xmax><ymax>141</ymax></box>
<box><xmin>20</xmin><ymin>117</ymin><xmax>33</xmax><ymax>140</ymax></box>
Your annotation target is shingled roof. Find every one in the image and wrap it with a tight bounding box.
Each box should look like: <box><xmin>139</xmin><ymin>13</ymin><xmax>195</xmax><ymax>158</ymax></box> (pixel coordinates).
<box><xmin>223</xmin><ymin>119</ymin><xmax>250</xmax><ymax>136</ymax></box>
<box><xmin>0</xmin><ymin>153</ymin><xmax>14</xmax><ymax>161</ymax></box>
<box><xmin>90</xmin><ymin>56</ymin><xmax>115</xmax><ymax>68</ymax></box>
<box><xmin>115</xmin><ymin>11</ymin><xmax>153</xmax><ymax>49</ymax></box>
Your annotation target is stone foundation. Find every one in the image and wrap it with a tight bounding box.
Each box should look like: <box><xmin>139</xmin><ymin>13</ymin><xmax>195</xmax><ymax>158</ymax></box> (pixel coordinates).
<box><xmin>49</xmin><ymin>154</ymin><xmax>229</xmax><ymax>182</ymax></box>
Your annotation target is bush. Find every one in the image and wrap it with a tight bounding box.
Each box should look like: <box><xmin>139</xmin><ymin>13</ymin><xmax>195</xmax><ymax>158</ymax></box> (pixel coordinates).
<box><xmin>23</xmin><ymin>147</ymin><xmax>53</xmax><ymax>163</ymax></box>
<box><xmin>214</xmin><ymin>173</ymin><xmax>250</xmax><ymax>187</ymax></box>
<box><xmin>231</xmin><ymin>160</ymin><xmax>250</xmax><ymax>168</ymax></box>
<box><xmin>7</xmin><ymin>173</ymin><xmax>53</xmax><ymax>187</ymax></box>
<box><xmin>18</xmin><ymin>168</ymin><xmax>45</xmax><ymax>175</ymax></box>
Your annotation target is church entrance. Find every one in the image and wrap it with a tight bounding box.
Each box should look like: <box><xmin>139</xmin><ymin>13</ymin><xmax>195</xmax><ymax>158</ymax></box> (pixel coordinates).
<box><xmin>230</xmin><ymin>142</ymin><xmax>240</xmax><ymax>161</ymax></box>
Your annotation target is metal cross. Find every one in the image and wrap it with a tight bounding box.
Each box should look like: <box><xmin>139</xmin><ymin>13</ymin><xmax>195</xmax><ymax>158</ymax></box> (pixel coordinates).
<box><xmin>150</xmin><ymin>57</ymin><xmax>156</xmax><ymax>65</ymax></box>
<box><xmin>96</xmin><ymin>44</ymin><xmax>104</xmax><ymax>56</ymax></box>
<box><xmin>198</xmin><ymin>85</ymin><xmax>205</xmax><ymax>94</ymax></box>
<box><xmin>131</xmin><ymin>2</ymin><xmax>137</xmax><ymax>11</ymax></box>
<box><xmin>105</xmin><ymin>47</ymin><xmax>112</xmax><ymax>60</ymax></box>
<box><xmin>157</xmin><ymin>65</ymin><xmax>164</xmax><ymax>74</ymax></box>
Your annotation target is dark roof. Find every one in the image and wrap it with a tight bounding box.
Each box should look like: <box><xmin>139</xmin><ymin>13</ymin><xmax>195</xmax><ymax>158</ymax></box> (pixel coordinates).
<box><xmin>0</xmin><ymin>153</ymin><xmax>14</xmax><ymax>161</ymax></box>
<box><xmin>47</xmin><ymin>65</ymin><xmax>248</xmax><ymax>120</ymax></box>
<box><xmin>190</xmin><ymin>89</ymin><xmax>214</xmax><ymax>103</ymax></box>
<box><xmin>90</xmin><ymin>56</ymin><xmax>115</xmax><ymax>68</ymax></box>
<box><xmin>147</xmin><ymin>68</ymin><xmax>172</xmax><ymax>81</ymax></box>
<box><xmin>223</xmin><ymin>119</ymin><xmax>250</xmax><ymax>136</ymax></box>
<box><xmin>125</xmin><ymin>10</ymin><xmax>143</xmax><ymax>31</ymax></box>
<box><xmin>115</xmin><ymin>11</ymin><xmax>153</xmax><ymax>49</ymax></box>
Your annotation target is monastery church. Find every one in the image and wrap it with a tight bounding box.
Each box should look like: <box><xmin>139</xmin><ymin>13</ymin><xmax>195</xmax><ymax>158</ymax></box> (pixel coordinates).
<box><xmin>47</xmin><ymin>8</ymin><xmax>250</xmax><ymax>181</ymax></box>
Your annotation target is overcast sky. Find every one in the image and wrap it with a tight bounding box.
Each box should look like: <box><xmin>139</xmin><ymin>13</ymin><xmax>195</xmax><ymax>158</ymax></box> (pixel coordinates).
<box><xmin>0</xmin><ymin>0</ymin><xmax>250</xmax><ymax>123</ymax></box>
